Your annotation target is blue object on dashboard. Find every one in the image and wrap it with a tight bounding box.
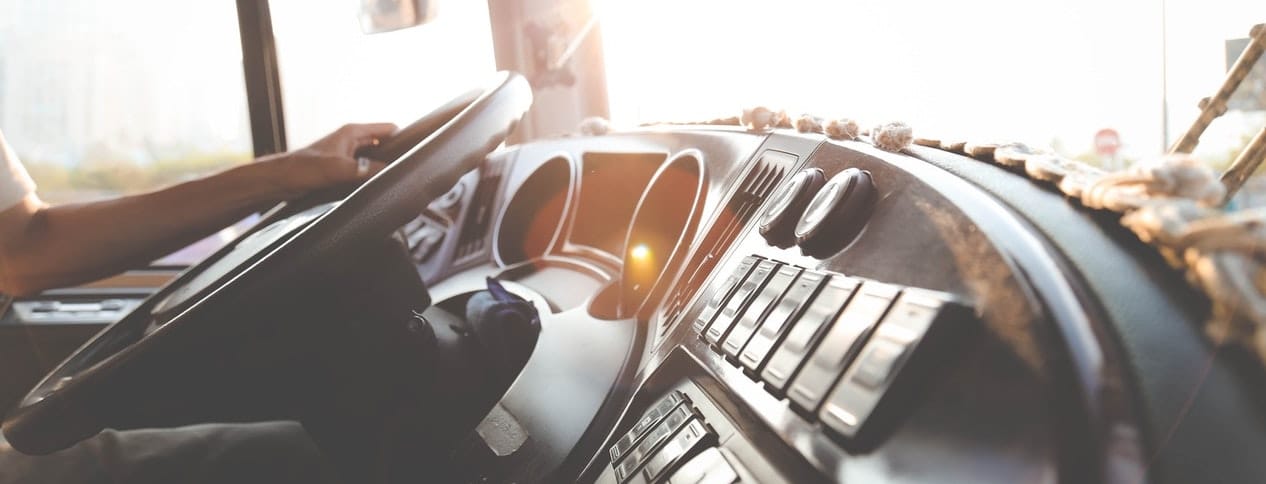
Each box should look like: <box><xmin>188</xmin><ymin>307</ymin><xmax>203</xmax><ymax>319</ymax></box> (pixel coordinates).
<box><xmin>466</xmin><ymin>277</ymin><xmax>540</xmax><ymax>386</ymax></box>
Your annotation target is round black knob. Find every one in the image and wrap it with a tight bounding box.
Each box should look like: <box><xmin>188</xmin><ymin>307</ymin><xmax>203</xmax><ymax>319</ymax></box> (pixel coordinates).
<box><xmin>794</xmin><ymin>168</ymin><xmax>877</xmax><ymax>258</ymax></box>
<box><xmin>759</xmin><ymin>168</ymin><xmax>826</xmax><ymax>248</ymax></box>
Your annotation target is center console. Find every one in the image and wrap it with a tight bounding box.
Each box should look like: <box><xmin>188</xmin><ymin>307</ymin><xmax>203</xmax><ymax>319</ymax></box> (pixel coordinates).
<box><xmin>433</xmin><ymin>128</ymin><xmax>1135</xmax><ymax>483</ymax></box>
<box><xmin>574</xmin><ymin>132</ymin><xmax>1115</xmax><ymax>483</ymax></box>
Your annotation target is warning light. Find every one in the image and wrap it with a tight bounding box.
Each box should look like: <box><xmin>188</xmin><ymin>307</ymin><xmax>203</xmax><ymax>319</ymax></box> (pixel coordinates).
<box><xmin>630</xmin><ymin>244</ymin><xmax>651</xmax><ymax>261</ymax></box>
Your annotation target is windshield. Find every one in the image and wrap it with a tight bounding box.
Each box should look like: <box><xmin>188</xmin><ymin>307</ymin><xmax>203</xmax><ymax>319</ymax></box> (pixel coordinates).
<box><xmin>599</xmin><ymin>0</ymin><xmax>1266</xmax><ymax>206</ymax></box>
<box><xmin>268</xmin><ymin>0</ymin><xmax>496</xmax><ymax>147</ymax></box>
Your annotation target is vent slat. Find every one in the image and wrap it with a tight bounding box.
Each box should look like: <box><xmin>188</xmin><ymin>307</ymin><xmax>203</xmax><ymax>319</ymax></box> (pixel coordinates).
<box><xmin>660</xmin><ymin>152</ymin><xmax>793</xmax><ymax>326</ymax></box>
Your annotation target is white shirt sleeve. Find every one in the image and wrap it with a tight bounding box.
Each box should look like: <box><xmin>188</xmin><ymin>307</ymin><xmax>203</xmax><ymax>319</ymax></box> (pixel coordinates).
<box><xmin>0</xmin><ymin>129</ymin><xmax>37</xmax><ymax>211</ymax></box>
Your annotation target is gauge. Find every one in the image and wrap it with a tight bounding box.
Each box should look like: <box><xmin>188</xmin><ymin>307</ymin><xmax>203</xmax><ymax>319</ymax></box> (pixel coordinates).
<box><xmin>494</xmin><ymin>156</ymin><xmax>574</xmax><ymax>265</ymax></box>
<box><xmin>619</xmin><ymin>154</ymin><xmax>705</xmax><ymax>316</ymax></box>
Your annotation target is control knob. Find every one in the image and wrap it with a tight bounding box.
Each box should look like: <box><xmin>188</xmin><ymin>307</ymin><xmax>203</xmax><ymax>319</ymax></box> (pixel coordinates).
<box><xmin>794</xmin><ymin>168</ymin><xmax>876</xmax><ymax>257</ymax></box>
<box><xmin>758</xmin><ymin>168</ymin><xmax>826</xmax><ymax>248</ymax></box>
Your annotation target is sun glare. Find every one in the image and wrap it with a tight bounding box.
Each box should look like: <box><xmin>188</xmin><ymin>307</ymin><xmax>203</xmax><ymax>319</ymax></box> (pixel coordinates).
<box><xmin>630</xmin><ymin>243</ymin><xmax>651</xmax><ymax>261</ymax></box>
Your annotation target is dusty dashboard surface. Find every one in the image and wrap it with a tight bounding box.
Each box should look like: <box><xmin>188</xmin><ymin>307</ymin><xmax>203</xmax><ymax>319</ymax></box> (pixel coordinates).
<box><xmin>408</xmin><ymin>126</ymin><xmax>1265</xmax><ymax>483</ymax></box>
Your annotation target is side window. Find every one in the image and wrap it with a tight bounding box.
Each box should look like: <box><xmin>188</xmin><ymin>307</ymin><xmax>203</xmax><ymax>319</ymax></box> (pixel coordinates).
<box><xmin>0</xmin><ymin>2</ymin><xmax>254</xmax><ymax>204</ymax></box>
<box><xmin>0</xmin><ymin>1</ymin><xmax>255</xmax><ymax>264</ymax></box>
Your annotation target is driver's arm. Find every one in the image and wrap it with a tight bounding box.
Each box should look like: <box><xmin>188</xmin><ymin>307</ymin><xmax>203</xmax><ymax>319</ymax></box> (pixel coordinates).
<box><xmin>0</xmin><ymin>123</ymin><xmax>396</xmax><ymax>297</ymax></box>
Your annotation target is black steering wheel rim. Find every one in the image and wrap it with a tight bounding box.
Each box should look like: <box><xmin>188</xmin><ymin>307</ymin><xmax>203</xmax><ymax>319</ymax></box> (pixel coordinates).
<box><xmin>2</xmin><ymin>71</ymin><xmax>533</xmax><ymax>455</ymax></box>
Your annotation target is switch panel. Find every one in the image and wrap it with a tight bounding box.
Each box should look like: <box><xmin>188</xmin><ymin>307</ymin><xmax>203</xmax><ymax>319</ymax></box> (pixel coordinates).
<box><xmin>761</xmin><ymin>275</ymin><xmax>860</xmax><ymax>394</ymax></box>
<box><xmin>13</xmin><ymin>298</ymin><xmax>141</xmax><ymax>324</ymax></box>
<box><xmin>672</xmin><ymin>250</ymin><xmax>971</xmax><ymax>481</ymax></box>
<box><xmin>692</xmin><ymin>256</ymin><xmax>761</xmax><ymax>333</ymax></box>
<box><xmin>640</xmin><ymin>419</ymin><xmax>715</xmax><ymax>483</ymax></box>
<box><xmin>720</xmin><ymin>265</ymin><xmax>802</xmax><ymax>358</ymax></box>
<box><xmin>819</xmin><ymin>289</ymin><xmax>962</xmax><ymax>440</ymax></box>
<box><xmin>610</xmin><ymin>391</ymin><xmax>688</xmax><ymax>462</ymax></box>
<box><xmin>739</xmin><ymin>270</ymin><xmax>826</xmax><ymax>374</ymax></box>
<box><xmin>614</xmin><ymin>404</ymin><xmax>695</xmax><ymax>482</ymax></box>
<box><xmin>787</xmin><ymin>282</ymin><xmax>899</xmax><ymax>413</ymax></box>
<box><xmin>704</xmin><ymin>259</ymin><xmax>780</xmax><ymax>345</ymax></box>
<box><xmin>667</xmin><ymin>447</ymin><xmax>740</xmax><ymax>484</ymax></box>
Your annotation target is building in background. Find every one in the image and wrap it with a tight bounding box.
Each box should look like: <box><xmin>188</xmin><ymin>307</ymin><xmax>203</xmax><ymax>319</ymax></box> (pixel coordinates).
<box><xmin>0</xmin><ymin>0</ymin><xmax>252</xmax><ymax>202</ymax></box>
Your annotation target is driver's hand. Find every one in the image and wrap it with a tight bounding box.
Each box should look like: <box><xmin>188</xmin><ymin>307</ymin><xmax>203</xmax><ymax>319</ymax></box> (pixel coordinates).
<box><xmin>264</xmin><ymin>123</ymin><xmax>398</xmax><ymax>198</ymax></box>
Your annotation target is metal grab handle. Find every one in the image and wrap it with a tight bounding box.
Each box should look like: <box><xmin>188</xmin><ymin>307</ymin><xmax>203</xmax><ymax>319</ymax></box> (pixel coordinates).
<box><xmin>1170</xmin><ymin>23</ymin><xmax>1264</xmax><ymax>155</ymax></box>
<box><xmin>1220</xmin><ymin>125</ymin><xmax>1266</xmax><ymax>205</ymax></box>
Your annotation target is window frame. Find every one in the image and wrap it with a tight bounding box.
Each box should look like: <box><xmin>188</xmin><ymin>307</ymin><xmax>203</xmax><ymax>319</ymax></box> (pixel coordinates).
<box><xmin>235</xmin><ymin>0</ymin><xmax>288</xmax><ymax>157</ymax></box>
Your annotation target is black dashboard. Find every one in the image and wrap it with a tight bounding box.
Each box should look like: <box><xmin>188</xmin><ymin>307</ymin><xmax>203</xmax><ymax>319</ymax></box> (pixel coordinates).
<box><xmin>386</xmin><ymin>126</ymin><xmax>1265</xmax><ymax>483</ymax></box>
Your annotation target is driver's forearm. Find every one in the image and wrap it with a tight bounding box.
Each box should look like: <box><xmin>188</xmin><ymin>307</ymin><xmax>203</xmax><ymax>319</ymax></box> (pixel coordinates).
<box><xmin>0</xmin><ymin>162</ymin><xmax>287</xmax><ymax>296</ymax></box>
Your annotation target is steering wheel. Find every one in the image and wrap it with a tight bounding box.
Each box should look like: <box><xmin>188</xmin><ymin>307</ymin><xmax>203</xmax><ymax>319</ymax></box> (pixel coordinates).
<box><xmin>2</xmin><ymin>72</ymin><xmax>533</xmax><ymax>455</ymax></box>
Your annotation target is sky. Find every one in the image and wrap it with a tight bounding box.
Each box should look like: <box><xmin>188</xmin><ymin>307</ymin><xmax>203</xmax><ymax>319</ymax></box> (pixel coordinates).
<box><xmin>598</xmin><ymin>0</ymin><xmax>1266</xmax><ymax>163</ymax></box>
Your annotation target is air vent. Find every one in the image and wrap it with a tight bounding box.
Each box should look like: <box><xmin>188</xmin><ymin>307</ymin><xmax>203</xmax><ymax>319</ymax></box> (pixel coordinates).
<box><xmin>659</xmin><ymin>151</ymin><xmax>795</xmax><ymax>329</ymax></box>
<box><xmin>455</xmin><ymin>158</ymin><xmax>505</xmax><ymax>260</ymax></box>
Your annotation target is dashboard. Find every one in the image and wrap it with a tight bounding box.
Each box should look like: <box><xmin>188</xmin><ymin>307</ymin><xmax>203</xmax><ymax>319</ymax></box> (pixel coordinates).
<box><xmin>5</xmin><ymin>122</ymin><xmax>1259</xmax><ymax>483</ymax></box>
<box><xmin>2</xmin><ymin>121</ymin><xmax>1261</xmax><ymax>483</ymax></box>
<box><xmin>387</xmin><ymin>125</ymin><xmax>1266</xmax><ymax>483</ymax></box>
<box><xmin>448</xmin><ymin>129</ymin><xmax>1098</xmax><ymax>484</ymax></box>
